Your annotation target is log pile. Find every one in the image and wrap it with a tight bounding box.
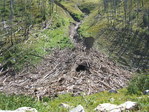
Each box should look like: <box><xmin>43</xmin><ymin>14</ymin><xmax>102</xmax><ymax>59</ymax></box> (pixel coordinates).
<box><xmin>0</xmin><ymin>48</ymin><xmax>131</xmax><ymax>98</ymax></box>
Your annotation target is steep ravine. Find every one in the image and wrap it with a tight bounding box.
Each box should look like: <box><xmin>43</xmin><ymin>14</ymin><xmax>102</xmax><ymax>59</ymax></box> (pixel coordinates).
<box><xmin>54</xmin><ymin>1</ymin><xmax>85</xmax><ymax>47</ymax></box>
<box><xmin>0</xmin><ymin>2</ymin><xmax>132</xmax><ymax>98</ymax></box>
<box><xmin>69</xmin><ymin>16</ymin><xmax>95</xmax><ymax>51</ymax></box>
<box><xmin>69</xmin><ymin>22</ymin><xmax>82</xmax><ymax>45</ymax></box>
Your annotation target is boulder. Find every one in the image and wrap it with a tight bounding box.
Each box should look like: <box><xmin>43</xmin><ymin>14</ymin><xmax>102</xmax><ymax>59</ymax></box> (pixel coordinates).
<box><xmin>94</xmin><ymin>101</ymin><xmax>138</xmax><ymax>112</ymax></box>
<box><xmin>60</xmin><ymin>103</ymin><xmax>73</xmax><ymax>109</ymax></box>
<box><xmin>109</xmin><ymin>98</ymin><xmax>115</xmax><ymax>103</ymax></box>
<box><xmin>69</xmin><ymin>105</ymin><xmax>85</xmax><ymax>112</ymax></box>
<box><xmin>109</xmin><ymin>89</ymin><xmax>118</xmax><ymax>93</ymax></box>
<box><xmin>118</xmin><ymin>101</ymin><xmax>138</xmax><ymax>110</ymax></box>
<box><xmin>143</xmin><ymin>90</ymin><xmax>149</xmax><ymax>95</ymax></box>
<box><xmin>0</xmin><ymin>107</ymin><xmax>38</xmax><ymax>112</ymax></box>
<box><xmin>94</xmin><ymin>103</ymin><xmax>121</xmax><ymax>112</ymax></box>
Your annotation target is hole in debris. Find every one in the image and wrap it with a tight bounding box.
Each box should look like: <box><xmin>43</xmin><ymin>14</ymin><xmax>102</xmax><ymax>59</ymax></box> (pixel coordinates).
<box><xmin>76</xmin><ymin>64</ymin><xmax>87</xmax><ymax>72</ymax></box>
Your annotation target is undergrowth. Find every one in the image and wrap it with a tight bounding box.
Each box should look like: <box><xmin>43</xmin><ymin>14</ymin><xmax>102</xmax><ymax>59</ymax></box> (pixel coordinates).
<box><xmin>0</xmin><ymin>89</ymin><xmax>149</xmax><ymax>112</ymax></box>
<box><xmin>127</xmin><ymin>73</ymin><xmax>149</xmax><ymax>95</ymax></box>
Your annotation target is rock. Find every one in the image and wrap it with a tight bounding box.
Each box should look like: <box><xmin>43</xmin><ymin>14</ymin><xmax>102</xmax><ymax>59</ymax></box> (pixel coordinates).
<box><xmin>94</xmin><ymin>101</ymin><xmax>138</xmax><ymax>112</ymax></box>
<box><xmin>109</xmin><ymin>89</ymin><xmax>118</xmax><ymax>93</ymax></box>
<box><xmin>94</xmin><ymin>103</ymin><xmax>121</xmax><ymax>112</ymax></box>
<box><xmin>143</xmin><ymin>90</ymin><xmax>149</xmax><ymax>95</ymax></box>
<box><xmin>137</xmin><ymin>97</ymin><xmax>143</xmax><ymax>99</ymax></box>
<box><xmin>16</xmin><ymin>107</ymin><xmax>38</xmax><ymax>112</ymax></box>
<box><xmin>109</xmin><ymin>98</ymin><xmax>115</xmax><ymax>103</ymax></box>
<box><xmin>69</xmin><ymin>105</ymin><xmax>85</xmax><ymax>112</ymax></box>
<box><xmin>137</xmin><ymin>96</ymin><xmax>149</xmax><ymax>99</ymax></box>
<box><xmin>0</xmin><ymin>107</ymin><xmax>38</xmax><ymax>112</ymax></box>
<box><xmin>118</xmin><ymin>101</ymin><xmax>138</xmax><ymax>110</ymax></box>
<box><xmin>60</xmin><ymin>103</ymin><xmax>73</xmax><ymax>109</ymax></box>
<box><xmin>43</xmin><ymin>102</ymin><xmax>48</xmax><ymax>106</ymax></box>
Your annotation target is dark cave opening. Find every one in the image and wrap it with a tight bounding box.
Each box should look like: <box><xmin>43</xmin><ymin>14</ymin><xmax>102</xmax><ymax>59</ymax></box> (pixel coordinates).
<box><xmin>76</xmin><ymin>64</ymin><xmax>88</xmax><ymax>72</ymax></box>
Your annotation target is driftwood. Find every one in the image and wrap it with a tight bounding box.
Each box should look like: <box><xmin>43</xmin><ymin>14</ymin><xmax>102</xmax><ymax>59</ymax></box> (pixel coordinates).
<box><xmin>0</xmin><ymin>48</ymin><xmax>131</xmax><ymax>97</ymax></box>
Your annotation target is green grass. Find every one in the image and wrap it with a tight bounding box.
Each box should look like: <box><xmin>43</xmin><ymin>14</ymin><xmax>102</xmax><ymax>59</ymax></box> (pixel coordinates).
<box><xmin>77</xmin><ymin>0</ymin><xmax>99</xmax><ymax>14</ymax></box>
<box><xmin>60</xmin><ymin>0</ymin><xmax>99</xmax><ymax>21</ymax></box>
<box><xmin>61</xmin><ymin>1</ymin><xmax>84</xmax><ymax>21</ymax></box>
<box><xmin>0</xmin><ymin>89</ymin><xmax>149</xmax><ymax>112</ymax></box>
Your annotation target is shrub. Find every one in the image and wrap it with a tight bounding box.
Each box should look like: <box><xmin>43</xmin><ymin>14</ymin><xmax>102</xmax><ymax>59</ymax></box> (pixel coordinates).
<box><xmin>127</xmin><ymin>73</ymin><xmax>149</xmax><ymax>95</ymax></box>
